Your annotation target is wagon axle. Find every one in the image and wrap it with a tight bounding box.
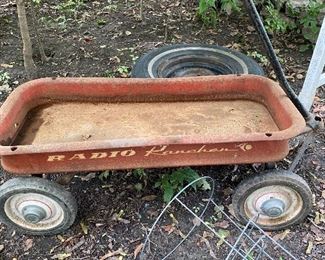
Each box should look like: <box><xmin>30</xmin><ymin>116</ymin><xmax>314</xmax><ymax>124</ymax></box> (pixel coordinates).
<box><xmin>261</xmin><ymin>198</ymin><xmax>285</xmax><ymax>218</ymax></box>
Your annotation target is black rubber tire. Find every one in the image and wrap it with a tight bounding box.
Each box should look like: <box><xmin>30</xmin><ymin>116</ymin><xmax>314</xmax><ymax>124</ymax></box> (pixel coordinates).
<box><xmin>132</xmin><ymin>44</ymin><xmax>264</xmax><ymax>78</ymax></box>
<box><xmin>0</xmin><ymin>177</ymin><xmax>77</xmax><ymax>235</ymax></box>
<box><xmin>232</xmin><ymin>170</ymin><xmax>312</xmax><ymax>231</ymax></box>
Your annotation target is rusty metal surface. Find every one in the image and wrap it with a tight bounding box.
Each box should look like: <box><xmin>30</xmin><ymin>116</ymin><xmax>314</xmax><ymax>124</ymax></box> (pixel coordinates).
<box><xmin>14</xmin><ymin>100</ymin><xmax>278</xmax><ymax>145</ymax></box>
<box><xmin>0</xmin><ymin>75</ymin><xmax>306</xmax><ymax>174</ymax></box>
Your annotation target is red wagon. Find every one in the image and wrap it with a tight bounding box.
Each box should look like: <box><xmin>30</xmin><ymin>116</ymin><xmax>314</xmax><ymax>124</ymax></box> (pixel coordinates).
<box><xmin>0</xmin><ymin>75</ymin><xmax>315</xmax><ymax>235</ymax></box>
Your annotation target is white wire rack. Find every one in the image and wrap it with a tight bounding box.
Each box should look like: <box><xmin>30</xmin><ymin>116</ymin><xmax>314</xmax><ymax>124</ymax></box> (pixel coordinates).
<box><xmin>139</xmin><ymin>176</ymin><xmax>297</xmax><ymax>260</ymax></box>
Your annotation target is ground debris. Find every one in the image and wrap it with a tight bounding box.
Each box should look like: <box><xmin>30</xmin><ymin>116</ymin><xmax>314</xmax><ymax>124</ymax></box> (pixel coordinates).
<box><xmin>100</xmin><ymin>249</ymin><xmax>127</xmax><ymax>260</ymax></box>
<box><xmin>23</xmin><ymin>238</ymin><xmax>33</xmax><ymax>251</ymax></box>
<box><xmin>306</xmin><ymin>241</ymin><xmax>314</xmax><ymax>255</ymax></box>
<box><xmin>133</xmin><ymin>243</ymin><xmax>143</xmax><ymax>259</ymax></box>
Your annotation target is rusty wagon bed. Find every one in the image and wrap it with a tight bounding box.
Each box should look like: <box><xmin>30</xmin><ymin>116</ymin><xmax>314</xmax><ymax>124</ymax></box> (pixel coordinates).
<box><xmin>0</xmin><ymin>75</ymin><xmax>305</xmax><ymax>174</ymax></box>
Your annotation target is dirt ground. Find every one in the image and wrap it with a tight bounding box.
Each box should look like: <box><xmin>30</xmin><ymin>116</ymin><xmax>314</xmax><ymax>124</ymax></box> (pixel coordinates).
<box><xmin>0</xmin><ymin>0</ymin><xmax>324</xmax><ymax>259</ymax></box>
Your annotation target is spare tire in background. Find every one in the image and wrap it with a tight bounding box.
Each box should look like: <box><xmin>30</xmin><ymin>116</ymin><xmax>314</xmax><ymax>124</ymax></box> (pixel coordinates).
<box><xmin>131</xmin><ymin>44</ymin><xmax>264</xmax><ymax>78</ymax></box>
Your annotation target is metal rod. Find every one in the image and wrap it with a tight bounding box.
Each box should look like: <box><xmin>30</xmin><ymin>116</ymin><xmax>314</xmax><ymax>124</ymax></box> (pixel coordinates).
<box><xmin>175</xmin><ymin>197</ymin><xmax>248</xmax><ymax>259</ymax></box>
<box><xmin>243</xmin><ymin>0</ymin><xmax>312</xmax><ymax>121</ymax></box>
<box><xmin>289</xmin><ymin>133</ymin><xmax>314</xmax><ymax>172</ymax></box>
<box><xmin>299</xmin><ymin>17</ymin><xmax>325</xmax><ymax>110</ymax></box>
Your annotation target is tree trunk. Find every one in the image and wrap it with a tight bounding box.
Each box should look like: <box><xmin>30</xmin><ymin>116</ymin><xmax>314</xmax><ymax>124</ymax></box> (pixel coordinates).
<box><xmin>16</xmin><ymin>0</ymin><xmax>37</xmax><ymax>79</ymax></box>
<box><xmin>30</xmin><ymin>2</ymin><xmax>48</xmax><ymax>63</ymax></box>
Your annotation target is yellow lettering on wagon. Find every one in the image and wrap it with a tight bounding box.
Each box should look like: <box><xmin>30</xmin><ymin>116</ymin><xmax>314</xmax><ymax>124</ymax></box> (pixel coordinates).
<box><xmin>69</xmin><ymin>154</ymin><xmax>86</xmax><ymax>160</ymax></box>
<box><xmin>121</xmin><ymin>150</ymin><xmax>136</xmax><ymax>157</ymax></box>
<box><xmin>47</xmin><ymin>155</ymin><xmax>65</xmax><ymax>161</ymax></box>
<box><xmin>144</xmin><ymin>143</ymin><xmax>253</xmax><ymax>157</ymax></box>
<box><xmin>90</xmin><ymin>152</ymin><xmax>108</xmax><ymax>159</ymax></box>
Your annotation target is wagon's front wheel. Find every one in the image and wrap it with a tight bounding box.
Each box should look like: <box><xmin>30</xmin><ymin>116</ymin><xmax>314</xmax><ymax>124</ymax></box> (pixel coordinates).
<box><xmin>0</xmin><ymin>177</ymin><xmax>77</xmax><ymax>235</ymax></box>
<box><xmin>232</xmin><ymin>170</ymin><xmax>312</xmax><ymax>231</ymax></box>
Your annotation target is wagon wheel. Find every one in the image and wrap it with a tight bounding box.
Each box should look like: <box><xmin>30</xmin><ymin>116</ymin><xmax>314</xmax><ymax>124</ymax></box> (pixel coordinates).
<box><xmin>0</xmin><ymin>177</ymin><xmax>77</xmax><ymax>235</ymax></box>
<box><xmin>232</xmin><ymin>170</ymin><xmax>312</xmax><ymax>231</ymax></box>
<box><xmin>131</xmin><ymin>44</ymin><xmax>264</xmax><ymax>78</ymax></box>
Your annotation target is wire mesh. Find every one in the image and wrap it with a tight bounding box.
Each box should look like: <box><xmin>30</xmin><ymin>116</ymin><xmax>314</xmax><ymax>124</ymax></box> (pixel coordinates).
<box><xmin>139</xmin><ymin>176</ymin><xmax>297</xmax><ymax>260</ymax></box>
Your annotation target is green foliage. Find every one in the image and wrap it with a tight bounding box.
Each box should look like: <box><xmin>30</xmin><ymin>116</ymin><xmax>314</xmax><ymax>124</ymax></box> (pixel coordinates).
<box><xmin>133</xmin><ymin>168</ymin><xmax>147</xmax><ymax>180</ymax></box>
<box><xmin>155</xmin><ymin>168</ymin><xmax>211</xmax><ymax>202</ymax></box>
<box><xmin>133</xmin><ymin>168</ymin><xmax>148</xmax><ymax>190</ymax></box>
<box><xmin>247</xmin><ymin>51</ymin><xmax>269</xmax><ymax>66</ymax></box>
<box><xmin>263</xmin><ymin>0</ymin><xmax>324</xmax><ymax>46</ymax></box>
<box><xmin>31</xmin><ymin>0</ymin><xmax>42</xmax><ymax>5</ymax></box>
<box><xmin>299</xmin><ymin>0</ymin><xmax>325</xmax><ymax>43</ymax></box>
<box><xmin>98</xmin><ymin>170</ymin><xmax>111</xmax><ymax>181</ymax></box>
<box><xmin>56</xmin><ymin>0</ymin><xmax>85</xmax><ymax>14</ymax></box>
<box><xmin>198</xmin><ymin>0</ymin><xmax>218</xmax><ymax>27</ymax></box>
<box><xmin>264</xmin><ymin>3</ymin><xmax>291</xmax><ymax>34</ymax></box>
<box><xmin>220</xmin><ymin>0</ymin><xmax>241</xmax><ymax>15</ymax></box>
<box><xmin>103</xmin><ymin>70</ymin><xmax>115</xmax><ymax>78</ymax></box>
<box><xmin>0</xmin><ymin>71</ymin><xmax>10</xmax><ymax>86</ymax></box>
<box><xmin>116</xmin><ymin>65</ymin><xmax>130</xmax><ymax>77</ymax></box>
<box><xmin>198</xmin><ymin>0</ymin><xmax>241</xmax><ymax>26</ymax></box>
<box><xmin>96</xmin><ymin>19</ymin><xmax>107</xmax><ymax>26</ymax></box>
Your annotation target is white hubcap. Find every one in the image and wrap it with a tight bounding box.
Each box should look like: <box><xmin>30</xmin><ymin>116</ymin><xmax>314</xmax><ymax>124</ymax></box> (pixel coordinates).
<box><xmin>244</xmin><ymin>185</ymin><xmax>303</xmax><ymax>226</ymax></box>
<box><xmin>4</xmin><ymin>193</ymin><xmax>65</xmax><ymax>231</ymax></box>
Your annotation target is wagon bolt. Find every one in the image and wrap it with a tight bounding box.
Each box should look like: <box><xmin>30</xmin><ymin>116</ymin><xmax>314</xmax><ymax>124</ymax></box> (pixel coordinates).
<box><xmin>22</xmin><ymin>205</ymin><xmax>47</xmax><ymax>223</ymax></box>
<box><xmin>261</xmin><ymin>198</ymin><xmax>285</xmax><ymax>217</ymax></box>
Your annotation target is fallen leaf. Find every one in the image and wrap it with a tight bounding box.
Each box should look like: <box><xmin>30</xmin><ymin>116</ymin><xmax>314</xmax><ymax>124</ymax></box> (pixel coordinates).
<box><xmin>306</xmin><ymin>241</ymin><xmax>313</xmax><ymax>254</ymax></box>
<box><xmin>200</xmin><ymin>235</ymin><xmax>217</xmax><ymax>259</ymax></box>
<box><xmin>57</xmin><ymin>235</ymin><xmax>65</xmax><ymax>243</ymax></box>
<box><xmin>192</xmin><ymin>217</ymin><xmax>201</xmax><ymax>227</ymax></box>
<box><xmin>214</xmin><ymin>220</ymin><xmax>230</xmax><ymax>229</ymax></box>
<box><xmin>141</xmin><ymin>195</ymin><xmax>157</xmax><ymax>201</ymax></box>
<box><xmin>67</xmin><ymin>237</ymin><xmax>85</xmax><ymax>253</ymax></box>
<box><xmin>0</xmin><ymin>63</ymin><xmax>13</xmax><ymax>68</ymax></box>
<box><xmin>110</xmin><ymin>56</ymin><xmax>121</xmax><ymax>64</ymax></box>
<box><xmin>80</xmin><ymin>221</ymin><xmax>88</xmax><ymax>235</ymax></box>
<box><xmin>24</xmin><ymin>238</ymin><xmax>33</xmax><ymax>251</ymax></box>
<box><xmin>51</xmin><ymin>253</ymin><xmax>71</xmax><ymax>260</ymax></box>
<box><xmin>273</xmin><ymin>229</ymin><xmax>290</xmax><ymax>241</ymax></box>
<box><xmin>296</xmin><ymin>73</ymin><xmax>304</xmax><ymax>79</ymax></box>
<box><xmin>100</xmin><ymin>249</ymin><xmax>127</xmax><ymax>260</ymax></box>
<box><xmin>227</xmin><ymin>204</ymin><xmax>235</xmax><ymax>217</ymax></box>
<box><xmin>216</xmin><ymin>229</ymin><xmax>230</xmax><ymax>248</ymax></box>
<box><xmin>80</xmin><ymin>172</ymin><xmax>97</xmax><ymax>181</ymax></box>
<box><xmin>310</xmin><ymin>225</ymin><xmax>324</xmax><ymax>240</ymax></box>
<box><xmin>315</xmin><ymin>212</ymin><xmax>320</xmax><ymax>225</ymax></box>
<box><xmin>133</xmin><ymin>243</ymin><xmax>143</xmax><ymax>259</ymax></box>
<box><xmin>161</xmin><ymin>224</ymin><xmax>175</xmax><ymax>234</ymax></box>
<box><xmin>202</xmin><ymin>231</ymin><xmax>214</xmax><ymax>239</ymax></box>
<box><xmin>247</xmin><ymin>26</ymin><xmax>255</xmax><ymax>32</ymax></box>
<box><xmin>169</xmin><ymin>213</ymin><xmax>178</xmax><ymax>225</ymax></box>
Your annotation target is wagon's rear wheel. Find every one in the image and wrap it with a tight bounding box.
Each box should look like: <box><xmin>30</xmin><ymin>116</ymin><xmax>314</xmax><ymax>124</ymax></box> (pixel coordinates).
<box><xmin>0</xmin><ymin>177</ymin><xmax>77</xmax><ymax>235</ymax></box>
<box><xmin>232</xmin><ymin>170</ymin><xmax>312</xmax><ymax>231</ymax></box>
<box><xmin>131</xmin><ymin>44</ymin><xmax>264</xmax><ymax>78</ymax></box>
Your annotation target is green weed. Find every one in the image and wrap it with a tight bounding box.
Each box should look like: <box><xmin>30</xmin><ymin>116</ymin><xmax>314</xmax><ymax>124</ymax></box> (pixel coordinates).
<box><xmin>0</xmin><ymin>71</ymin><xmax>10</xmax><ymax>86</ymax></box>
<box><xmin>56</xmin><ymin>0</ymin><xmax>85</xmax><ymax>14</ymax></box>
<box><xmin>299</xmin><ymin>0</ymin><xmax>325</xmax><ymax>43</ymax></box>
<box><xmin>264</xmin><ymin>3</ymin><xmax>291</xmax><ymax>34</ymax></box>
<box><xmin>155</xmin><ymin>168</ymin><xmax>211</xmax><ymax>202</ymax></box>
<box><xmin>198</xmin><ymin>0</ymin><xmax>218</xmax><ymax>27</ymax></box>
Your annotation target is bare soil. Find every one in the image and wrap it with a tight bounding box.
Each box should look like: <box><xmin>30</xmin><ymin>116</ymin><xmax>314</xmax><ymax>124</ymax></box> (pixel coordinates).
<box><xmin>0</xmin><ymin>0</ymin><xmax>324</xmax><ymax>259</ymax></box>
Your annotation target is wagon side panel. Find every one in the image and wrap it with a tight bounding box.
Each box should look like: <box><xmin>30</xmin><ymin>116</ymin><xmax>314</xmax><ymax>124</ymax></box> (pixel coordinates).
<box><xmin>1</xmin><ymin>141</ymin><xmax>288</xmax><ymax>174</ymax></box>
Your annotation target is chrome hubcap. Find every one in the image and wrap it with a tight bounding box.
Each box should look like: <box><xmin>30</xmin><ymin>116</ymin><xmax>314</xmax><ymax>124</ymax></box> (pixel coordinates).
<box><xmin>261</xmin><ymin>198</ymin><xmax>285</xmax><ymax>217</ymax></box>
<box><xmin>22</xmin><ymin>205</ymin><xmax>47</xmax><ymax>223</ymax></box>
